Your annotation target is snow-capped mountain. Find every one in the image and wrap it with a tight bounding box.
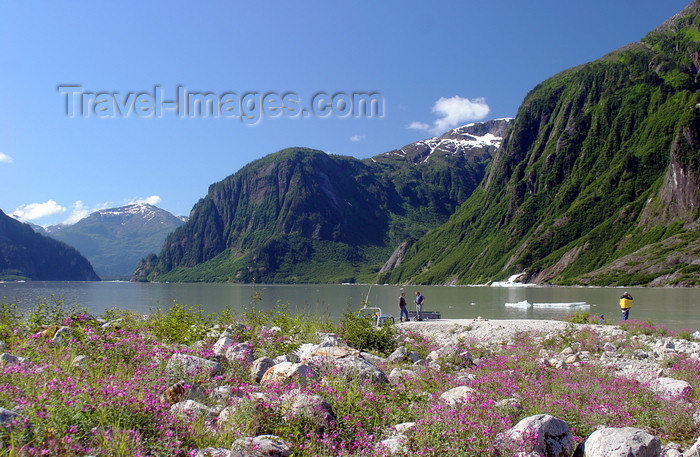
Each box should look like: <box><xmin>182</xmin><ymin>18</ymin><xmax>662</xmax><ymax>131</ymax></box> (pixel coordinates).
<box><xmin>371</xmin><ymin>118</ymin><xmax>512</xmax><ymax>165</ymax></box>
<box><xmin>47</xmin><ymin>203</ymin><xmax>185</xmax><ymax>278</ymax></box>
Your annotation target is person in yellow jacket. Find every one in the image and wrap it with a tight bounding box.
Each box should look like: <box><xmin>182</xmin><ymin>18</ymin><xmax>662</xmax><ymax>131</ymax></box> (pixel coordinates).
<box><xmin>619</xmin><ymin>291</ymin><xmax>633</xmax><ymax>321</ymax></box>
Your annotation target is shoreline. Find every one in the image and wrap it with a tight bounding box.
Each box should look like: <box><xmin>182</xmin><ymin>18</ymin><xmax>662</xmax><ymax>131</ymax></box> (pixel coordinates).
<box><xmin>397</xmin><ymin>318</ymin><xmax>625</xmax><ymax>343</ymax></box>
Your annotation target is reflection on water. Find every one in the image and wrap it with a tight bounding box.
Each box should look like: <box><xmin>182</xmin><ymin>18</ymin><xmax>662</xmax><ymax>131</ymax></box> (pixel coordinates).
<box><xmin>0</xmin><ymin>281</ymin><xmax>698</xmax><ymax>331</ymax></box>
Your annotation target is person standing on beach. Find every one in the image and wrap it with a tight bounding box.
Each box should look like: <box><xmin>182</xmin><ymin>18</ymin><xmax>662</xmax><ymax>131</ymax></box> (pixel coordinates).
<box><xmin>619</xmin><ymin>291</ymin><xmax>633</xmax><ymax>321</ymax></box>
<box><xmin>415</xmin><ymin>291</ymin><xmax>425</xmax><ymax>321</ymax></box>
<box><xmin>398</xmin><ymin>292</ymin><xmax>409</xmax><ymax>322</ymax></box>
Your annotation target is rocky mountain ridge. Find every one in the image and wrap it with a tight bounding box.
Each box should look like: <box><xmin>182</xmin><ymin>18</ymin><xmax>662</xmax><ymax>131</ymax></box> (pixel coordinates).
<box><xmin>49</xmin><ymin>203</ymin><xmax>185</xmax><ymax>278</ymax></box>
<box><xmin>134</xmin><ymin>119</ymin><xmax>511</xmax><ymax>283</ymax></box>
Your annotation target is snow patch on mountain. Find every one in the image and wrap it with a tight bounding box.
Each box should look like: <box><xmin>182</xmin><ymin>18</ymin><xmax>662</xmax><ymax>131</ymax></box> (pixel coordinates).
<box><xmin>374</xmin><ymin>118</ymin><xmax>512</xmax><ymax>165</ymax></box>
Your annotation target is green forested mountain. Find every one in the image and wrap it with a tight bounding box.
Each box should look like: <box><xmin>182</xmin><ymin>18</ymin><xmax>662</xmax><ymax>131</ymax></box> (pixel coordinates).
<box><xmin>134</xmin><ymin>120</ymin><xmax>508</xmax><ymax>283</ymax></box>
<box><xmin>381</xmin><ymin>2</ymin><xmax>700</xmax><ymax>286</ymax></box>
<box><xmin>0</xmin><ymin>210</ymin><xmax>99</xmax><ymax>281</ymax></box>
<box><xmin>49</xmin><ymin>203</ymin><xmax>185</xmax><ymax>279</ymax></box>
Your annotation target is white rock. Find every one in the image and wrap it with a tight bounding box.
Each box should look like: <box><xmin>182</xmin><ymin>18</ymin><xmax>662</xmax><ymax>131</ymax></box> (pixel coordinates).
<box><xmin>440</xmin><ymin>386</ymin><xmax>476</xmax><ymax>404</ymax></box>
<box><xmin>581</xmin><ymin>426</ymin><xmax>660</xmax><ymax>457</ymax></box>
<box><xmin>649</xmin><ymin>377</ymin><xmax>693</xmax><ymax>400</ymax></box>
<box><xmin>684</xmin><ymin>435</ymin><xmax>700</xmax><ymax>457</ymax></box>
<box><xmin>260</xmin><ymin>362</ymin><xmax>318</xmax><ymax>385</ymax></box>
<box><xmin>231</xmin><ymin>435</ymin><xmax>292</xmax><ymax>456</ymax></box>
<box><xmin>213</xmin><ymin>337</ymin><xmax>235</xmax><ymax>355</ymax></box>
<box><xmin>170</xmin><ymin>400</ymin><xmax>216</xmax><ymax>420</ymax></box>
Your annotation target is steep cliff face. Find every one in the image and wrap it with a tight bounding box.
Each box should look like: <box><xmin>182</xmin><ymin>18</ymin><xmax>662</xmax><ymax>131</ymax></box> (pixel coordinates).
<box><xmin>382</xmin><ymin>2</ymin><xmax>700</xmax><ymax>286</ymax></box>
<box><xmin>154</xmin><ymin>148</ymin><xmax>395</xmax><ymax>278</ymax></box>
<box><xmin>0</xmin><ymin>210</ymin><xmax>100</xmax><ymax>281</ymax></box>
<box><xmin>138</xmin><ymin>119</ymin><xmax>511</xmax><ymax>283</ymax></box>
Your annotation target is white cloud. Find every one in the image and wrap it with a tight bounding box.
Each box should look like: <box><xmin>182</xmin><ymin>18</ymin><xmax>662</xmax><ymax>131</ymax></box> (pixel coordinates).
<box><xmin>0</xmin><ymin>152</ymin><xmax>13</xmax><ymax>163</ymax></box>
<box><xmin>61</xmin><ymin>200</ymin><xmax>91</xmax><ymax>225</ymax></box>
<box><xmin>350</xmin><ymin>135</ymin><xmax>365</xmax><ymax>142</ymax></box>
<box><xmin>407</xmin><ymin>121</ymin><xmax>430</xmax><ymax>131</ymax></box>
<box><xmin>130</xmin><ymin>195</ymin><xmax>162</xmax><ymax>206</ymax></box>
<box><xmin>409</xmin><ymin>96</ymin><xmax>490</xmax><ymax>135</ymax></box>
<box><xmin>13</xmin><ymin>200</ymin><xmax>66</xmax><ymax>221</ymax></box>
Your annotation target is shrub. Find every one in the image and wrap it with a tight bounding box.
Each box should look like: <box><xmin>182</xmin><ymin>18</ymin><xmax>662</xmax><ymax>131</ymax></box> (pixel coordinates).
<box><xmin>25</xmin><ymin>295</ymin><xmax>89</xmax><ymax>332</ymax></box>
<box><xmin>146</xmin><ymin>302</ymin><xmax>212</xmax><ymax>345</ymax></box>
<box><xmin>337</xmin><ymin>311</ymin><xmax>396</xmax><ymax>355</ymax></box>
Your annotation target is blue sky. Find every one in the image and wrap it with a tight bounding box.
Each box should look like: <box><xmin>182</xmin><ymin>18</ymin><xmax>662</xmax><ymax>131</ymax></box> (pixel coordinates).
<box><xmin>0</xmin><ymin>0</ymin><xmax>692</xmax><ymax>225</ymax></box>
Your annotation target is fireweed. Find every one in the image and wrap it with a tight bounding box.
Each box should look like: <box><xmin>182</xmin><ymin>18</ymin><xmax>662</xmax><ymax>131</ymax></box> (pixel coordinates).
<box><xmin>0</xmin><ymin>299</ymin><xmax>696</xmax><ymax>455</ymax></box>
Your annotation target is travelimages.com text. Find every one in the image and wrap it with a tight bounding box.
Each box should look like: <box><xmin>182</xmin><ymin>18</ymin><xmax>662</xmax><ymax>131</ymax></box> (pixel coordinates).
<box><xmin>57</xmin><ymin>86</ymin><xmax>384</xmax><ymax>125</ymax></box>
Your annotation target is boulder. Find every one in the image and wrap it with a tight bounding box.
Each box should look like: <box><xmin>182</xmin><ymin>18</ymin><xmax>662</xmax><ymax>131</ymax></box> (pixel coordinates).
<box><xmin>51</xmin><ymin>326</ymin><xmax>71</xmax><ymax>345</ymax></box>
<box><xmin>317</xmin><ymin>333</ymin><xmax>339</xmax><ymax>348</ymax></box>
<box><xmin>0</xmin><ymin>353</ymin><xmax>23</xmax><ymax>365</ymax></box>
<box><xmin>273</xmin><ymin>354</ymin><xmax>300</xmax><ymax>364</ymax></box>
<box><xmin>456</xmin><ymin>373</ymin><xmax>477</xmax><ymax>383</ymax></box>
<box><xmin>578</xmin><ymin>427</ymin><xmax>660</xmax><ymax>457</ymax></box>
<box><xmin>360</xmin><ymin>351</ymin><xmax>387</xmax><ymax>366</ymax></box>
<box><xmin>603</xmin><ymin>342</ymin><xmax>617</xmax><ymax>352</ymax></box>
<box><xmin>387</xmin><ymin>346</ymin><xmax>407</xmax><ymax>364</ymax></box>
<box><xmin>565</xmin><ymin>354</ymin><xmax>581</xmax><ymax>365</ymax></box>
<box><xmin>388</xmin><ymin>368</ymin><xmax>416</xmax><ymax>383</ymax></box>
<box><xmin>331</xmin><ymin>356</ymin><xmax>389</xmax><ymax>384</ymax></box>
<box><xmin>494</xmin><ymin>397</ymin><xmax>524</xmax><ymax>417</ymax></box>
<box><xmin>293</xmin><ymin>343</ymin><xmax>317</xmax><ymax>362</ymax></box>
<box><xmin>166</xmin><ymin>353</ymin><xmax>223</xmax><ymax>380</ymax></box>
<box><xmin>311</xmin><ymin>346</ymin><xmax>360</xmax><ymax>359</ymax></box>
<box><xmin>280</xmin><ymin>389</ymin><xmax>334</xmax><ymax>430</ymax></box>
<box><xmin>211</xmin><ymin>385</ymin><xmax>237</xmax><ymax>406</ymax></box>
<box><xmin>440</xmin><ymin>386</ymin><xmax>477</xmax><ymax>404</ymax></box>
<box><xmin>71</xmin><ymin>355</ymin><xmax>88</xmax><ymax>368</ymax></box>
<box><xmin>170</xmin><ymin>399</ymin><xmax>217</xmax><ymax>420</ymax></box>
<box><xmin>649</xmin><ymin>377</ymin><xmax>693</xmax><ymax>400</ymax></box>
<box><xmin>505</xmin><ymin>414</ymin><xmax>575</xmax><ymax>457</ymax></box>
<box><xmin>393</xmin><ymin>422</ymin><xmax>416</xmax><ymax>434</ymax></box>
<box><xmin>309</xmin><ymin>347</ymin><xmax>388</xmax><ymax>384</ymax></box>
<box><xmin>407</xmin><ymin>351</ymin><xmax>422</xmax><ymax>363</ymax></box>
<box><xmin>213</xmin><ymin>337</ymin><xmax>235</xmax><ymax>355</ymax></box>
<box><xmin>260</xmin><ymin>362</ymin><xmax>318</xmax><ymax>385</ymax></box>
<box><xmin>0</xmin><ymin>407</ymin><xmax>28</xmax><ymax>432</ymax></box>
<box><xmin>230</xmin><ymin>435</ymin><xmax>292</xmax><ymax>456</ymax></box>
<box><xmin>225</xmin><ymin>343</ymin><xmax>255</xmax><ymax>364</ymax></box>
<box><xmin>101</xmin><ymin>319</ymin><xmax>123</xmax><ymax>330</ymax></box>
<box><xmin>163</xmin><ymin>381</ymin><xmax>205</xmax><ymax>404</ymax></box>
<box><xmin>684</xmin><ymin>436</ymin><xmax>700</xmax><ymax>457</ymax></box>
<box><xmin>250</xmin><ymin>357</ymin><xmax>275</xmax><ymax>383</ymax></box>
<box><xmin>375</xmin><ymin>437</ymin><xmax>407</xmax><ymax>456</ymax></box>
<box><xmin>429</xmin><ymin>344</ymin><xmax>473</xmax><ymax>366</ymax></box>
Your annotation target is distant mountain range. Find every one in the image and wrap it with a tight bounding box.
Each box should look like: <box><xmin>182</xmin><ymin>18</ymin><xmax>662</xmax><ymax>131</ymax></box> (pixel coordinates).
<box><xmin>43</xmin><ymin>203</ymin><xmax>185</xmax><ymax>279</ymax></box>
<box><xmin>133</xmin><ymin>119</ymin><xmax>510</xmax><ymax>283</ymax></box>
<box><xmin>0</xmin><ymin>209</ymin><xmax>99</xmax><ymax>281</ymax></box>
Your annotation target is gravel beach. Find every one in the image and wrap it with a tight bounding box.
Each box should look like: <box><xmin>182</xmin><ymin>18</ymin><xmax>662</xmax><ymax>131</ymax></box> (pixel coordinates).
<box><xmin>398</xmin><ymin>318</ymin><xmax>624</xmax><ymax>343</ymax></box>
